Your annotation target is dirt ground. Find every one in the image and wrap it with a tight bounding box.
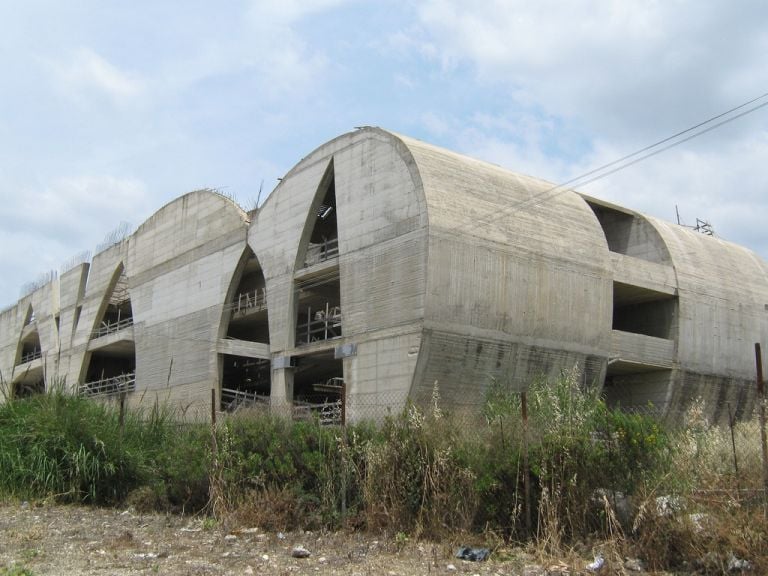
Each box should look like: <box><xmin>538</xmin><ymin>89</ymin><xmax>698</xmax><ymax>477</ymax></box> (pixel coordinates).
<box><xmin>0</xmin><ymin>502</ymin><xmax>656</xmax><ymax>576</ymax></box>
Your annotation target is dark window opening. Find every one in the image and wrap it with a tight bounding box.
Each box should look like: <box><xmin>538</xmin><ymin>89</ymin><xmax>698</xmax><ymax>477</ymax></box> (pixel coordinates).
<box><xmin>13</xmin><ymin>378</ymin><xmax>44</xmax><ymax>399</ymax></box>
<box><xmin>293</xmin><ymin>351</ymin><xmax>344</xmax><ymax>425</ymax></box>
<box><xmin>220</xmin><ymin>354</ymin><xmax>270</xmax><ymax>412</ymax></box>
<box><xmin>225</xmin><ymin>251</ymin><xmax>269</xmax><ymax>344</ymax></box>
<box><xmin>93</xmin><ymin>269</ymin><xmax>133</xmax><ymax>338</ymax></box>
<box><xmin>72</xmin><ymin>305</ymin><xmax>82</xmax><ymax>335</ymax></box>
<box><xmin>23</xmin><ymin>305</ymin><xmax>35</xmax><ymax>326</ymax></box>
<box><xmin>294</xmin><ymin>272</ymin><xmax>342</xmax><ymax>345</ymax></box>
<box><xmin>18</xmin><ymin>332</ymin><xmax>42</xmax><ymax>365</ymax></box>
<box><xmin>602</xmin><ymin>365</ymin><xmax>672</xmax><ymax>415</ymax></box>
<box><xmin>612</xmin><ymin>282</ymin><xmax>677</xmax><ymax>339</ymax></box>
<box><xmin>300</xmin><ymin>162</ymin><xmax>339</xmax><ymax>268</ymax></box>
<box><xmin>81</xmin><ymin>346</ymin><xmax>136</xmax><ymax>397</ymax></box>
<box><xmin>587</xmin><ymin>201</ymin><xmax>670</xmax><ymax>264</ymax></box>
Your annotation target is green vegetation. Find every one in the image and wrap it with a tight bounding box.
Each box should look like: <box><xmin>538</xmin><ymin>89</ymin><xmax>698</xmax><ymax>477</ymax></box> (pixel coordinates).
<box><xmin>0</xmin><ymin>369</ymin><xmax>764</xmax><ymax>572</ymax></box>
<box><xmin>0</xmin><ymin>564</ymin><xmax>35</xmax><ymax>576</ymax></box>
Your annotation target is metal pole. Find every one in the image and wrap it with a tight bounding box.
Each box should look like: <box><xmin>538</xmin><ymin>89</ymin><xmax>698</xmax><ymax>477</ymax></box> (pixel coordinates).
<box><xmin>727</xmin><ymin>402</ymin><xmax>739</xmax><ymax>481</ymax></box>
<box><xmin>341</xmin><ymin>380</ymin><xmax>346</xmax><ymax>426</ymax></box>
<box><xmin>521</xmin><ymin>391</ymin><xmax>532</xmax><ymax>537</ymax></box>
<box><xmin>211</xmin><ymin>388</ymin><xmax>218</xmax><ymax>459</ymax></box>
<box><xmin>755</xmin><ymin>343</ymin><xmax>768</xmax><ymax>502</ymax></box>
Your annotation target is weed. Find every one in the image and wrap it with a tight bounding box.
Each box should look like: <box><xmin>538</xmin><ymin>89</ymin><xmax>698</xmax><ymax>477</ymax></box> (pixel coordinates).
<box><xmin>0</xmin><ymin>564</ymin><xmax>35</xmax><ymax>576</ymax></box>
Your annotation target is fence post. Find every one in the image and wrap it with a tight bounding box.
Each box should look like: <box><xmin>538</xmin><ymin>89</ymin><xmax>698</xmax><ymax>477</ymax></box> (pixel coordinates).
<box><xmin>755</xmin><ymin>343</ymin><xmax>768</xmax><ymax>502</ymax></box>
<box><xmin>119</xmin><ymin>392</ymin><xmax>126</xmax><ymax>438</ymax></box>
<box><xmin>727</xmin><ymin>403</ymin><xmax>739</xmax><ymax>483</ymax></box>
<box><xmin>341</xmin><ymin>380</ymin><xmax>346</xmax><ymax>426</ymax></box>
<box><xmin>211</xmin><ymin>388</ymin><xmax>218</xmax><ymax>459</ymax></box>
<box><xmin>521</xmin><ymin>391</ymin><xmax>532</xmax><ymax>537</ymax></box>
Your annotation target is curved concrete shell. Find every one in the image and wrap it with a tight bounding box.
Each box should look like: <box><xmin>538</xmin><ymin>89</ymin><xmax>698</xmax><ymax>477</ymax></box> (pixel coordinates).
<box><xmin>1</xmin><ymin>128</ymin><xmax>765</xmax><ymax>422</ymax></box>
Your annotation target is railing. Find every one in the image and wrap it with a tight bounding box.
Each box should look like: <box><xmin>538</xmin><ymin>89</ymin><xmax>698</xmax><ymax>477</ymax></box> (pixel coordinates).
<box><xmin>79</xmin><ymin>372</ymin><xmax>136</xmax><ymax>397</ymax></box>
<box><xmin>91</xmin><ymin>317</ymin><xmax>133</xmax><ymax>339</ymax></box>
<box><xmin>296</xmin><ymin>304</ymin><xmax>342</xmax><ymax>344</ymax></box>
<box><xmin>303</xmin><ymin>238</ymin><xmax>339</xmax><ymax>267</ymax></box>
<box><xmin>19</xmin><ymin>349</ymin><xmax>42</xmax><ymax>364</ymax></box>
<box><xmin>293</xmin><ymin>399</ymin><xmax>342</xmax><ymax>426</ymax></box>
<box><xmin>226</xmin><ymin>287</ymin><xmax>267</xmax><ymax>316</ymax></box>
<box><xmin>221</xmin><ymin>387</ymin><xmax>270</xmax><ymax>412</ymax></box>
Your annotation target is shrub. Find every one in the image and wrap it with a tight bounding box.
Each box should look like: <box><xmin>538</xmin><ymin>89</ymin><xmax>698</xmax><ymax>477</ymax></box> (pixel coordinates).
<box><xmin>363</xmin><ymin>399</ymin><xmax>477</xmax><ymax>537</ymax></box>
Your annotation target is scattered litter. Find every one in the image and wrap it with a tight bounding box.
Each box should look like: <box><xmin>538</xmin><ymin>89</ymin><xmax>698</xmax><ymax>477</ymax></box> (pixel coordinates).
<box><xmin>624</xmin><ymin>557</ymin><xmax>644</xmax><ymax>572</ymax></box>
<box><xmin>727</xmin><ymin>553</ymin><xmax>752</xmax><ymax>572</ymax></box>
<box><xmin>318</xmin><ymin>556</ymin><xmax>327</xmax><ymax>563</ymax></box>
<box><xmin>455</xmin><ymin>546</ymin><xmax>490</xmax><ymax>561</ymax></box>
<box><xmin>261</xmin><ymin>554</ymin><xmax>269</xmax><ymax>561</ymax></box>
<box><xmin>291</xmin><ymin>545</ymin><xmax>311</xmax><ymax>558</ymax></box>
<box><xmin>277</xmin><ymin>532</ymin><xmax>286</xmax><ymax>540</ymax></box>
<box><xmin>586</xmin><ymin>553</ymin><xmax>604</xmax><ymax>572</ymax></box>
<box><xmin>656</xmin><ymin>495</ymin><xmax>683</xmax><ymax>517</ymax></box>
<box><xmin>224</xmin><ymin>534</ymin><xmax>238</xmax><ymax>542</ymax></box>
<box><xmin>688</xmin><ymin>512</ymin><xmax>708</xmax><ymax>533</ymax></box>
<box><xmin>446</xmin><ymin>563</ymin><xmax>457</xmax><ymax>571</ymax></box>
<box><xmin>134</xmin><ymin>552</ymin><xmax>158</xmax><ymax>560</ymax></box>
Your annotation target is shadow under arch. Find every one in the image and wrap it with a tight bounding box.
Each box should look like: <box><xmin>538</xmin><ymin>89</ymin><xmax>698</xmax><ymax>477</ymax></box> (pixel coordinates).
<box><xmin>77</xmin><ymin>262</ymin><xmax>136</xmax><ymax>397</ymax></box>
<box><xmin>217</xmin><ymin>245</ymin><xmax>271</xmax><ymax>411</ymax></box>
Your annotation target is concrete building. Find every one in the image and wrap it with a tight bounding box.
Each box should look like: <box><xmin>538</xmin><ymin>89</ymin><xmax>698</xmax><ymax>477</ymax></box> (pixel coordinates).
<box><xmin>1</xmin><ymin>127</ymin><xmax>766</xmax><ymax>422</ymax></box>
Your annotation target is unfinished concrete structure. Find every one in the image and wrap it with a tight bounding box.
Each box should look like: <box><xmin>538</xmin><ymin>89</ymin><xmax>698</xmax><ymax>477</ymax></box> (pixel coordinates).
<box><xmin>1</xmin><ymin>127</ymin><xmax>766</xmax><ymax>422</ymax></box>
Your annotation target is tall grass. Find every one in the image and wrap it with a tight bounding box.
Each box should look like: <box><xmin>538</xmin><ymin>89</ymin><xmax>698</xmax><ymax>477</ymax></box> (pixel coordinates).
<box><xmin>0</xmin><ymin>372</ymin><xmax>764</xmax><ymax>571</ymax></box>
<box><xmin>0</xmin><ymin>389</ymin><xmax>209</xmax><ymax>507</ymax></box>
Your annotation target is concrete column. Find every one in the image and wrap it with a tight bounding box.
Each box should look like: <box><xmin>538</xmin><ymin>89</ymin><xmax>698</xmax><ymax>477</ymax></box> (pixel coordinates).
<box><xmin>270</xmin><ymin>366</ymin><xmax>294</xmax><ymax>411</ymax></box>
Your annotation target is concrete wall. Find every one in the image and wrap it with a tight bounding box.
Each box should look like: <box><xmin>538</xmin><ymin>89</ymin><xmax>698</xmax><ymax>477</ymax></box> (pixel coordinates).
<box><xmin>251</xmin><ymin>128</ymin><xmax>428</xmax><ymax>415</ymax></box>
<box><xmin>0</xmin><ymin>127</ymin><xmax>766</xmax><ymax>424</ymax></box>
<box><xmin>401</xmin><ymin>135</ymin><xmax>613</xmax><ymax>404</ymax></box>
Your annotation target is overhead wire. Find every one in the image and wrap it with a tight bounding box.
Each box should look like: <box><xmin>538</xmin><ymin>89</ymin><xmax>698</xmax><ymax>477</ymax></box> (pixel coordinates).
<box><xmin>463</xmin><ymin>91</ymin><xmax>768</xmax><ymax>230</ymax></box>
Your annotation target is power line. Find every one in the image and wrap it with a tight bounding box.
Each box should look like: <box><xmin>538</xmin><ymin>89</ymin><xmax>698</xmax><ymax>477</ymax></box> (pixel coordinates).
<box><xmin>467</xmin><ymin>91</ymin><xmax>768</xmax><ymax>229</ymax></box>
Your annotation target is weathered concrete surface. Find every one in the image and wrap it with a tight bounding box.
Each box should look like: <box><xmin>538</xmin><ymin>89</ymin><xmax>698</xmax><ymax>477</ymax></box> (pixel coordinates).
<box><xmin>1</xmin><ymin>128</ymin><xmax>766</xmax><ymax>423</ymax></box>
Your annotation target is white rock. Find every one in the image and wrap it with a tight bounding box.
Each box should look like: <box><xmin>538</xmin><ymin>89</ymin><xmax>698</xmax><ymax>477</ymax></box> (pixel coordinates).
<box><xmin>291</xmin><ymin>545</ymin><xmax>311</xmax><ymax>558</ymax></box>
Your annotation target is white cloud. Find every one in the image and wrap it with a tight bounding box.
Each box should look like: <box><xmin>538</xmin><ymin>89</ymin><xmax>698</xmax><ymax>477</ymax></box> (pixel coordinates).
<box><xmin>247</xmin><ymin>0</ymin><xmax>355</xmax><ymax>24</ymax></box>
<box><xmin>48</xmin><ymin>48</ymin><xmax>145</xmax><ymax>105</ymax></box>
<box><xmin>580</xmin><ymin>132</ymin><xmax>768</xmax><ymax>256</ymax></box>
<box><xmin>0</xmin><ymin>174</ymin><xmax>152</xmax><ymax>306</ymax></box>
<box><xmin>406</xmin><ymin>0</ymin><xmax>768</xmax><ymax>260</ymax></box>
<box><xmin>414</xmin><ymin>0</ymin><xmax>768</xmax><ymax>138</ymax></box>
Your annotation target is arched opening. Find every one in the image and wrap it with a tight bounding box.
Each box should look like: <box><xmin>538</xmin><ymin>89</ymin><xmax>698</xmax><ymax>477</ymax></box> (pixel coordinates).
<box><xmin>296</xmin><ymin>159</ymin><xmax>339</xmax><ymax>269</ymax></box>
<box><xmin>92</xmin><ymin>265</ymin><xmax>133</xmax><ymax>338</ymax></box>
<box><xmin>293</xmin><ymin>159</ymin><xmax>342</xmax><ymax>347</ymax></box>
<box><xmin>223</xmin><ymin>247</ymin><xmax>269</xmax><ymax>343</ymax></box>
<box><xmin>16</xmin><ymin>305</ymin><xmax>42</xmax><ymax>366</ymax></box>
<box><xmin>81</xmin><ymin>263</ymin><xmax>136</xmax><ymax>397</ymax></box>
<box><xmin>219</xmin><ymin>247</ymin><xmax>271</xmax><ymax>411</ymax></box>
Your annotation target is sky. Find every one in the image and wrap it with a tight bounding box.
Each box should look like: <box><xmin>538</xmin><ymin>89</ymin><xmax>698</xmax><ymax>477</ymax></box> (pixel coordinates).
<box><xmin>2</xmin><ymin>0</ymin><xmax>768</xmax><ymax>308</ymax></box>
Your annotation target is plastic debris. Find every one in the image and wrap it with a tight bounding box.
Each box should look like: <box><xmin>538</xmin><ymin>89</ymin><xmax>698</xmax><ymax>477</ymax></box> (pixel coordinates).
<box><xmin>455</xmin><ymin>546</ymin><xmax>490</xmax><ymax>561</ymax></box>
<box><xmin>586</xmin><ymin>553</ymin><xmax>604</xmax><ymax>572</ymax></box>
<box><xmin>655</xmin><ymin>495</ymin><xmax>683</xmax><ymax>517</ymax></box>
<box><xmin>727</xmin><ymin>553</ymin><xmax>752</xmax><ymax>572</ymax></box>
<box><xmin>624</xmin><ymin>557</ymin><xmax>644</xmax><ymax>572</ymax></box>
